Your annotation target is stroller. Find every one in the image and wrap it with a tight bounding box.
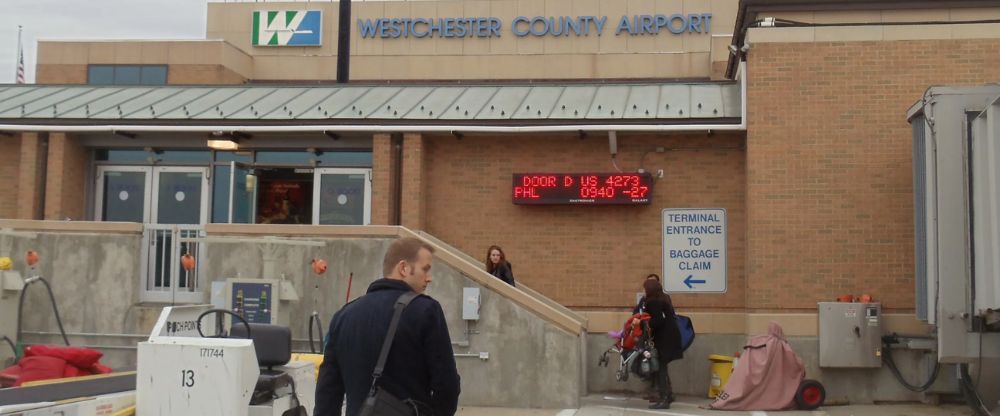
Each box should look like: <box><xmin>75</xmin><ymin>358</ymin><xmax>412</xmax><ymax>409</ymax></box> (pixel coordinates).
<box><xmin>597</xmin><ymin>312</ymin><xmax>657</xmax><ymax>381</ymax></box>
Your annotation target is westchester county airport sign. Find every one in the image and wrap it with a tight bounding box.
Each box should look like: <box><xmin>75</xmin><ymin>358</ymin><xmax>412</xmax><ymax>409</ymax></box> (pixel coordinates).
<box><xmin>662</xmin><ymin>208</ymin><xmax>727</xmax><ymax>293</ymax></box>
<box><xmin>358</xmin><ymin>14</ymin><xmax>712</xmax><ymax>39</ymax></box>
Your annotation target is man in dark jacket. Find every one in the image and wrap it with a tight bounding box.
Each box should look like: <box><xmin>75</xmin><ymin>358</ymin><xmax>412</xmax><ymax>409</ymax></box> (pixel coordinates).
<box><xmin>315</xmin><ymin>238</ymin><xmax>461</xmax><ymax>416</ymax></box>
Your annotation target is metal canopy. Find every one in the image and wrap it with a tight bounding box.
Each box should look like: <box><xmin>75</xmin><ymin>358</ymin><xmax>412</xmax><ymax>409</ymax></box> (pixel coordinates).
<box><xmin>0</xmin><ymin>82</ymin><xmax>741</xmax><ymax>124</ymax></box>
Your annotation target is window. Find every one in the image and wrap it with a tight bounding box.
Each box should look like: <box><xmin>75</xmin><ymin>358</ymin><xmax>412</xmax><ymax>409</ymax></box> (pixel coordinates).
<box><xmin>88</xmin><ymin>65</ymin><xmax>168</xmax><ymax>85</ymax></box>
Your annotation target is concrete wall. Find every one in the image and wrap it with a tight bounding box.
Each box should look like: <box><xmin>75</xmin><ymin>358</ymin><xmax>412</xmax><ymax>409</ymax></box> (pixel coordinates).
<box><xmin>2</xmin><ymin>226</ymin><xmax>144</xmax><ymax>367</ymax></box>
<box><xmin>6</xmin><ymin>222</ymin><xmax>999</xmax><ymax>407</ymax></box>
<box><xmin>587</xmin><ymin>333</ymin><xmax>1000</xmax><ymax>405</ymax></box>
<box><xmin>3</xmin><ymin>223</ymin><xmax>582</xmax><ymax>409</ymax></box>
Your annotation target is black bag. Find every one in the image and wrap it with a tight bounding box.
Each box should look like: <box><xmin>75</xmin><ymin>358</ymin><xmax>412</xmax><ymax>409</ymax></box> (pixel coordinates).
<box><xmin>359</xmin><ymin>386</ymin><xmax>418</xmax><ymax>416</ymax></box>
<box><xmin>281</xmin><ymin>406</ymin><xmax>308</xmax><ymax>416</ymax></box>
<box><xmin>358</xmin><ymin>291</ymin><xmax>421</xmax><ymax>416</ymax></box>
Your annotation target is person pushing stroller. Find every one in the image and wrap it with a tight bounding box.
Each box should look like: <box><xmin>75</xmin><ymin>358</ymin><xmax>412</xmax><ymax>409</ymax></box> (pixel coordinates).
<box><xmin>635</xmin><ymin>278</ymin><xmax>684</xmax><ymax>409</ymax></box>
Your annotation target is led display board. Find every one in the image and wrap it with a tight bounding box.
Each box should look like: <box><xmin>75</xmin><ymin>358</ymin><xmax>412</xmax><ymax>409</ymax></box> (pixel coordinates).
<box><xmin>512</xmin><ymin>173</ymin><xmax>653</xmax><ymax>205</ymax></box>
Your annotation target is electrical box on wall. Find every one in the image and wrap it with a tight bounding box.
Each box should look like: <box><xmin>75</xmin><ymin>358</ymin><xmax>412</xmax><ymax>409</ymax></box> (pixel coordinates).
<box><xmin>463</xmin><ymin>287</ymin><xmax>481</xmax><ymax>321</ymax></box>
<box><xmin>227</xmin><ymin>278</ymin><xmax>282</xmax><ymax>325</ymax></box>
<box><xmin>818</xmin><ymin>302</ymin><xmax>882</xmax><ymax>368</ymax></box>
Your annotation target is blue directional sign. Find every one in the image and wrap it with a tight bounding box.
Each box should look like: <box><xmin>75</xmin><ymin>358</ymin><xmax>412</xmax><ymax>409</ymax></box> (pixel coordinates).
<box><xmin>662</xmin><ymin>208</ymin><xmax>727</xmax><ymax>293</ymax></box>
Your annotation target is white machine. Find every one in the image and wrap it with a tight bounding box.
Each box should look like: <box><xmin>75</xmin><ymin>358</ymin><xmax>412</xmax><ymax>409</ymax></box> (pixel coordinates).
<box><xmin>137</xmin><ymin>305</ymin><xmax>316</xmax><ymax>416</ymax></box>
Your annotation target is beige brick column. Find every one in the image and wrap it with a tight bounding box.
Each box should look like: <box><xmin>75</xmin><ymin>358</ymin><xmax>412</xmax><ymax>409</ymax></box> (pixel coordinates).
<box><xmin>400</xmin><ymin>133</ymin><xmax>425</xmax><ymax>230</ymax></box>
<box><xmin>15</xmin><ymin>133</ymin><xmax>42</xmax><ymax>219</ymax></box>
<box><xmin>371</xmin><ymin>133</ymin><xmax>393</xmax><ymax>225</ymax></box>
<box><xmin>45</xmin><ymin>133</ymin><xmax>87</xmax><ymax>220</ymax></box>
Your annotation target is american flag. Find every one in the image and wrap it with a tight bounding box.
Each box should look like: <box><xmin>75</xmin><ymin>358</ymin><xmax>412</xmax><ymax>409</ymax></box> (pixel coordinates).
<box><xmin>15</xmin><ymin>48</ymin><xmax>24</xmax><ymax>84</ymax></box>
<box><xmin>15</xmin><ymin>26</ymin><xmax>24</xmax><ymax>84</ymax></box>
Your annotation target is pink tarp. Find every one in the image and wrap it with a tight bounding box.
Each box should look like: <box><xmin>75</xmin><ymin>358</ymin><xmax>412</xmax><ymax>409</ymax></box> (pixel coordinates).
<box><xmin>709</xmin><ymin>322</ymin><xmax>805</xmax><ymax>411</ymax></box>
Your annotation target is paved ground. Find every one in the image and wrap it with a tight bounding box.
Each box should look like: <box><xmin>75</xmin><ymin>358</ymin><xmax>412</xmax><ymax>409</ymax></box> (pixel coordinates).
<box><xmin>456</xmin><ymin>394</ymin><xmax>980</xmax><ymax>416</ymax></box>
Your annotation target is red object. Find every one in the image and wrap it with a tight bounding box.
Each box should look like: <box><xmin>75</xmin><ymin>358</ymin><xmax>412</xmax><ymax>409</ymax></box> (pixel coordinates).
<box><xmin>16</xmin><ymin>356</ymin><xmax>66</xmax><ymax>386</ymax></box>
<box><xmin>0</xmin><ymin>365</ymin><xmax>20</xmax><ymax>387</ymax></box>
<box><xmin>25</xmin><ymin>250</ymin><xmax>39</xmax><ymax>267</ymax></box>
<box><xmin>25</xmin><ymin>345</ymin><xmax>103</xmax><ymax>368</ymax></box>
<box><xmin>800</xmin><ymin>383</ymin><xmax>823</xmax><ymax>406</ymax></box>
<box><xmin>836</xmin><ymin>294</ymin><xmax>854</xmax><ymax>302</ymax></box>
<box><xmin>180</xmin><ymin>253</ymin><xmax>196</xmax><ymax>272</ymax></box>
<box><xmin>617</xmin><ymin>312</ymin><xmax>652</xmax><ymax>350</ymax></box>
<box><xmin>312</xmin><ymin>258</ymin><xmax>328</xmax><ymax>275</ymax></box>
<box><xmin>345</xmin><ymin>272</ymin><xmax>353</xmax><ymax>303</ymax></box>
<box><xmin>858</xmin><ymin>294</ymin><xmax>873</xmax><ymax>303</ymax></box>
<box><xmin>0</xmin><ymin>345</ymin><xmax>112</xmax><ymax>387</ymax></box>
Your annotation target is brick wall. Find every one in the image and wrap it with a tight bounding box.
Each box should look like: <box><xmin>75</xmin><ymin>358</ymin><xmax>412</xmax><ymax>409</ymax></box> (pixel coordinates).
<box><xmin>45</xmin><ymin>133</ymin><xmax>88</xmax><ymax>220</ymax></box>
<box><xmin>400</xmin><ymin>134</ymin><xmax>426</xmax><ymax>230</ymax></box>
<box><xmin>16</xmin><ymin>133</ymin><xmax>42</xmax><ymax>220</ymax></box>
<box><xmin>421</xmin><ymin>133</ymin><xmax>747</xmax><ymax>310</ymax></box>
<box><xmin>746</xmin><ymin>39</ymin><xmax>1000</xmax><ymax>312</ymax></box>
<box><xmin>372</xmin><ymin>134</ymin><xmax>393</xmax><ymax>225</ymax></box>
<box><xmin>0</xmin><ymin>136</ymin><xmax>22</xmax><ymax>219</ymax></box>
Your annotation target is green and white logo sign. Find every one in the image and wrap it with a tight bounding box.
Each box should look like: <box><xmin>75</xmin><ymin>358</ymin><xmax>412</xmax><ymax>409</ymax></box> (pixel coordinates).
<box><xmin>252</xmin><ymin>10</ymin><xmax>323</xmax><ymax>46</ymax></box>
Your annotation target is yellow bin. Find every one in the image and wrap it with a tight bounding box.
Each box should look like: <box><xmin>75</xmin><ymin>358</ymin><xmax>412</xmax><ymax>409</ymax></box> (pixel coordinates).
<box><xmin>291</xmin><ymin>353</ymin><xmax>325</xmax><ymax>380</ymax></box>
<box><xmin>707</xmin><ymin>354</ymin><xmax>735</xmax><ymax>398</ymax></box>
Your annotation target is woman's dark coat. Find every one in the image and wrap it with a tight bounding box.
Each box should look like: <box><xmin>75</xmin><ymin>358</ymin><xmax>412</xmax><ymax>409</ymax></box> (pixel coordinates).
<box><xmin>644</xmin><ymin>297</ymin><xmax>684</xmax><ymax>362</ymax></box>
<box><xmin>490</xmin><ymin>262</ymin><xmax>515</xmax><ymax>287</ymax></box>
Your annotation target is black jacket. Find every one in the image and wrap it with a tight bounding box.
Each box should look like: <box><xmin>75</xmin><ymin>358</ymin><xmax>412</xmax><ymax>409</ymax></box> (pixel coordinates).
<box><xmin>644</xmin><ymin>297</ymin><xmax>684</xmax><ymax>363</ymax></box>
<box><xmin>490</xmin><ymin>262</ymin><xmax>515</xmax><ymax>287</ymax></box>
<box><xmin>314</xmin><ymin>279</ymin><xmax>461</xmax><ymax>416</ymax></box>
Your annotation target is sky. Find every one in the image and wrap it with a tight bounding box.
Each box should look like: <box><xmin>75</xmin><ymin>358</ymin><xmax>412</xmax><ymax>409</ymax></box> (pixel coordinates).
<box><xmin>0</xmin><ymin>0</ymin><xmax>209</xmax><ymax>83</ymax></box>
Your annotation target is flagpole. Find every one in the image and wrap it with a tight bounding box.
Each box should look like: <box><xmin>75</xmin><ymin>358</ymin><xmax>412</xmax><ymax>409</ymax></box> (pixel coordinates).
<box><xmin>15</xmin><ymin>25</ymin><xmax>21</xmax><ymax>83</ymax></box>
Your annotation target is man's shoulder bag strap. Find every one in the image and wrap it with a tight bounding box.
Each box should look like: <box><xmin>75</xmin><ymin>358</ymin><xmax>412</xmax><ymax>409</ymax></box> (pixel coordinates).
<box><xmin>370</xmin><ymin>291</ymin><xmax>420</xmax><ymax>387</ymax></box>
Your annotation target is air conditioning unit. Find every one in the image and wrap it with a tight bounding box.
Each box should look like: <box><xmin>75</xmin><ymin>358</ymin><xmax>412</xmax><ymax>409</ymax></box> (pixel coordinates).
<box><xmin>907</xmin><ymin>86</ymin><xmax>1000</xmax><ymax>363</ymax></box>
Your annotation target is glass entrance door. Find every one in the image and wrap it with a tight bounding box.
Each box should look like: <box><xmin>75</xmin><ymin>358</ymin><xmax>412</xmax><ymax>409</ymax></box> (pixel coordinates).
<box><xmin>95</xmin><ymin>166</ymin><xmax>152</xmax><ymax>222</ymax></box>
<box><xmin>229</xmin><ymin>162</ymin><xmax>256</xmax><ymax>224</ymax></box>
<box><xmin>96</xmin><ymin>165</ymin><xmax>208</xmax><ymax>303</ymax></box>
<box><xmin>151</xmin><ymin>167</ymin><xmax>209</xmax><ymax>225</ymax></box>
<box><xmin>312</xmin><ymin>168</ymin><xmax>371</xmax><ymax>225</ymax></box>
<box><xmin>146</xmin><ymin>167</ymin><xmax>208</xmax><ymax>303</ymax></box>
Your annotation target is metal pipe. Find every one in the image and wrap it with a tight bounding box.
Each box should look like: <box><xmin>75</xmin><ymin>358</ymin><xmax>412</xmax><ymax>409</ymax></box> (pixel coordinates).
<box><xmin>391</xmin><ymin>133</ymin><xmax>403</xmax><ymax>225</ymax></box>
<box><xmin>454</xmin><ymin>352</ymin><xmax>489</xmax><ymax>360</ymax></box>
<box><xmin>336</xmin><ymin>0</ymin><xmax>351</xmax><ymax>83</ymax></box>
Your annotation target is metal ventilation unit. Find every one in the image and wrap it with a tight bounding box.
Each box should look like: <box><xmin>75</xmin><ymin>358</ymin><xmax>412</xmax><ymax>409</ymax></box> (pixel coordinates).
<box><xmin>907</xmin><ymin>86</ymin><xmax>1000</xmax><ymax>363</ymax></box>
